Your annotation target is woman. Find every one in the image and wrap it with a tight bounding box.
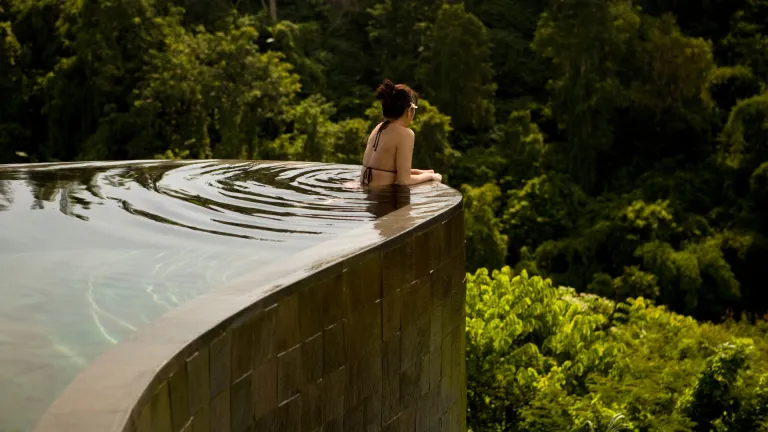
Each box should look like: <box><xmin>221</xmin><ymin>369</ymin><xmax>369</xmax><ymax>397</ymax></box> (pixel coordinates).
<box><xmin>360</xmin><ymin>79</ymin><xmax>443</xmax><ymax>186</ymax></box>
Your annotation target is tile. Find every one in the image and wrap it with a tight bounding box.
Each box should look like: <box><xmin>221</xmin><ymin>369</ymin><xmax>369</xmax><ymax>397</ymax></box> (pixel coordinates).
<box><xmin>440</xmin><ymin>334</ymin><xmax>451</xmax><ymax>381</ymax></box>
<box><xmin>450</xmin><ymin>331</ymin><xmax>461</xmax><ymax>379</ymax></box>
<box><xmin>382</xmin><ymin>290</ymin><xmax>401</xmax><ymax>343</ymax></box>
<box><xmin>187</xmin><ymin>348</ymin><xmax>210</xmax><ymax>415</ymax></box>
<box><xmin>449</xmin><ymin>290</ymin><xmax>464</xmax><ymax>333</ymax></box>
<box><xmin>438</xmin><ymin>415</ymin><xmax>449</xmax><ymax>432</ymax></box>
<box><xmin>278</xmin><ymin>393</ymin><xmax>302</xmax><ymax>432</ymax></box>
<box><xmin>323</xmin><ymin>322</ymin><xmax>345</xmax><ymax>374</ymax></box>
<box><xmin>364</xmin><ymin>392</ymin><xmax>382</xmax><ymax>432</ymax></box>
<box><xmin>253</xmin><ymin>409</ymin><xmax>277</xmax><ymax>431</ymax></box>
<box><xmin>429</xmin><ymin>347</ymin><xmax>441</xmax><ymax>392</ymax></box>
<box><xmin>449</xmin><ymin>214</ymin><xmax>463</xmax><ymax>260</ymax></box>
<box><xmin>426</xmin><ymin>227</ymin><xmax>443</xmax><ymax>272</ymax></box>
<box><xmin>343</xmin><ymin>254</ymin><xmax>381</xmax><ymax>318</ymax></box>
<box><xmin>415</xmin><ymin>395</ymin><xmax>431</xmax><ymax>432</ymax></box>
<box><xmin>301</xmin><ymin>379</ymin><xmax>323</xmax><ymax>432</ymax></box>
<box><xmin>345</xmin><ymin>352</ymin><xmax>383</xmax><ymax>411</ymax></box>
<box><xmin>179</xmin><ymin>418</ymin><xmax>193</xmax><ymax>432</ymax></box>
<box><xmin>253</xmin><ymin>357</ymin><xmax>277</xmax><ymax>420</ymax></box>
<box><xmin>302</xmin><ymin>332</ymin><xmax>323</xmax><ymax>384</ymax></box>
<box><xmin>401</xmin><ymin>316</ymin><xmax>430</xmax><ymax>371</ymax></box>
<box><xmin>323</xmin><ymin>367</ymin><xmax>346</xmax><ymax>422</ymax></box>
<box><xmin>430</xmin><ymin>263</ymin><xmax>452</xmax><ymax>304</ymax></box>
<box><xmin>190</xmin><ymin>406</ymin><xmax>210</xmax><ymax>432</ymax></box>
<box><xmin>169</xmin><ymin>366</ymin><xmax>190</xmax><ymax>432</ymax></box>
<box><xmin>427</xmin><ymin>389</ymin><xmax>442</xmax><ymax>431</ymax></box>
<box><xmin>360</xmin><ymin>253</ymin><xmax>383</xmax><ymax>302</ymax></box>
<box><xmin>455</xmin><ymin>211</ymin><xmax>465</xmax><ymax>259</ymax></box>
<box><xmin>231</xmin><ymin>373</ymin><xmax>254</xmax><ymax>432</ymax></box>
<box><xmin>323</xmin><ymin>274</ymin><xmax>346</xmax><ymax>328</ymax></box>
<box><xmin>401</xmin><ymin>279</ymin><xmax>431</xmax><ymax>331</ymax></box>
<box><xmin>342</xmin><ymin>404</ymin><xmax>364</xmax><ymax>432</ymax></box>
<box><xmin>382</xmin><ymin>238</ymin><xmax>414</xmax><ymax>297</ymax></box>
<box><xmin>323</xmin><ymin>417</ymin><xmax>344</xmax><ymax>432</ymax></box>
<box><xmin>276</xmin><ymin>294</ymin><xmax>301</xmax><ymax>355</ymax></box>
<box><xmin>151</xmin><ymin>380</ymin><xmax>173</xmax><ymax>432</ymax></box>
<box><xmin>210</xmin><ymin>332</ymin><xmax>232</xmax><ymax>399</ymax></box>
<box><xmin>345</xmin><ymin>300</ymin><xmax>382</xmax><ymax>361</ymax></box>
<box><xmin>400</xmin><ymin>362</ymin><xmax>422</xmax><ymax>410</ymax></box>
<box><xmin>429</xmin><ymin>304</ymin><xmax>443</xmax><ymax>353</ymax></box>
<box><xmin>210</xmin><ymin>389</ymin><xmax>230</xmax><ymax>432</ymax></box>
<box><xmin>420</xmin><ymin>355</ymin><xmax>430</xmax><ymax>396</ymax></box>
<box><xmin>414</xmin><ymin>231</ymin><xmax>431</xmax><ymax>280</ymax></box>
<box><xmin>382</xmin><ymin>409</ymin><xmax>415</xmax><ymax>432</ymax></box>
<box><xmin>137</xmin><ymin>400</ymin><xmax>151</xmax><ymax>432</ymax></box>
<box><xmin>231</xmin><ymin>317</ymin><xmax>255</xmax><ymax>383</ymax></box>
<box><xmin>439</xmin><ymin>221</ymin><xmax>453</xmax><ymax>265</ymax></box>
<box><xmin>381</xmin><ymin>336</ymin><xmax>401</xmax><ymax>424</ymax></box>
<box><xmin>278</xmin><ymin>344</ymin><xmax>303</xmax><ymax>404</ymax></box>
<box><xmin>450</xmin><ymin>405</ymin><xmax>462</xmax><ymax>432</ymax></box>
<box><xmin>440</xmin><ymin>302</ymin><xmax>452</xmax><ymax>339</ymax></box>
<box><xmin>439</xmin><ymin>380</ymin><xmax>451</xmax><ymax>417</ymax></box>
<box><xmin>452</xmin><ymin>252</ymin><xmax>466</xmax><ymax>289</ymax></box>
<box><xmin>300</xmin><ymin>283</ymin><xmax>324</xmax><ymax>341</ymax></box>
<box><xmin>253</xmin><ymin>305</ymin><xmax>277</xmax><ymax>365</ymax></box>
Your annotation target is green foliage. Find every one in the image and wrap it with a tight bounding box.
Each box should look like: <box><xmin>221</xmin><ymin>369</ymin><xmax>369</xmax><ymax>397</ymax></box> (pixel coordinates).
<box><xmin>136</xmin><ymin>16</ymin><xmax>302</xmax><ymax>160</ymax></box>
<box><xmin>503</xmin><ymin>173</ymin><xmax>587</xmax><ymax>253</ymax></box>
<box><xmin>719</xmin><ymin>93</ymin><xmax>768</xmax><ymax>173</ymax></box>
<box><xmin>462</xmin><ymin>183</ymin><xmax>508</xmax><ymax>272</ymax></box>
<box><xmin>467</xmin><ymin>267</ymin><xmax>768</xmax><ymax>432</ymax></box>
<box><xmin>417</xmin><ymin>3</ymin><xmax>496</xmax><ymax>131</ymax></box>
<box><xmin>268</xmin><ymin>20</ymin><xmax>327</xmax><ymax>96</ymax></box>
<box><xmin>533</xmin><ymin>0</ymin><xmax>638</xmax><ymax>190</ymax></box>
<box><xmin>366</xmin><ymin>0</ymin><xmax>440</xmax><ymax>85</ymax></box>
<box><xmin>8</xmin><ymin>0</ymin><xmax>768</xmax><ymax>430</ymax></box>
<box><xmin>454</xmin><ymin>109</ymin><xmax>546</xmax><ymax>190</ymax></box>
<box><xmin>706</xmin><ymin>66</ymin><xmax>763</xmax><ymax>113</ymax></box>
<box><xmin>464</xmin><ymin>0</ymin><xmax>551</xmax><ymax>118</ymax></box>
<box><xmin>721</xmin><ymin>0</ymin><xmax>768</xmax><ymax>82</ymax></box>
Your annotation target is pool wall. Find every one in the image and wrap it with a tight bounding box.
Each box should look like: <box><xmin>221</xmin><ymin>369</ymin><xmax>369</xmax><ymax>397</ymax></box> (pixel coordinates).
<box><xmin>33</xmin><ymin>189</ymin><xmax>466</xmax><ymax>431</ymax></box>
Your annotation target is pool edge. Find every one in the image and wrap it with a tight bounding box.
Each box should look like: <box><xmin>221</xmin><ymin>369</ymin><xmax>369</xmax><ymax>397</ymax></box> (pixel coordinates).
<box><xmin>32</xmin><ymin>181</ymin><xmax>467</xmax><ymax>432</ymax></box>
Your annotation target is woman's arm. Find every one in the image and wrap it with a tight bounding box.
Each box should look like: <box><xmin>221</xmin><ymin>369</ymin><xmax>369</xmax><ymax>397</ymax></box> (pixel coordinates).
<box><xmin>411</xmin><ymin>168</ymin><xmax>434</xmax><ymax>175</ymax></box>
<box><xmin>397</xmin><ymin>131</ymin><xmax>438</xmax><ymax>185</ymax></box>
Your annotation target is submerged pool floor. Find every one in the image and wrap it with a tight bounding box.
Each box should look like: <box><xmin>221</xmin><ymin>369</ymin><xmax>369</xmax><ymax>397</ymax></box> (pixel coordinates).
<box><xmin>0</xmin><ymin>160</ymin><xmax>426</xmax><ymax>430</ymax></box>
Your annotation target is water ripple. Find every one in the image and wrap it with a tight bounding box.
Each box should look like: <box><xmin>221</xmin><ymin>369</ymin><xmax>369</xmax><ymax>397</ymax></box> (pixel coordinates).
<box><xmin>0</xmin><ymin>159</ymin><xmax>450</xmax><ymax>431</ymax></box>
<box><xmin>0</xmin><ymin>160</ymin><xmax>441</xmax><ymax>246</ymax></box>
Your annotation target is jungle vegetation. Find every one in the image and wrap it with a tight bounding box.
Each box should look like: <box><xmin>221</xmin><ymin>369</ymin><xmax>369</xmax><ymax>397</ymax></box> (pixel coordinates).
<box><xmin>4</xmin><ymin>0</ymin><xmax>768</xmax><ymax>429</ymax></box>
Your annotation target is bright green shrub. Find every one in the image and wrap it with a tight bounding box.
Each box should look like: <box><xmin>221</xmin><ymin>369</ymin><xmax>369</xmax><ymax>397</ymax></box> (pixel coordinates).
<box><xmin>466</xmin><ymin>266</ymin><xmax>768</xmax><ymax>432</ymax></box>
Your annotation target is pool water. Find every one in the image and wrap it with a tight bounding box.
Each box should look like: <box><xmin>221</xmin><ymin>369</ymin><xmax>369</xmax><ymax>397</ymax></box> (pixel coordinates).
<box><xmin>0</xmin><ymin>160</ymin><xmax>420</xmax><ymax>431</ymax></box>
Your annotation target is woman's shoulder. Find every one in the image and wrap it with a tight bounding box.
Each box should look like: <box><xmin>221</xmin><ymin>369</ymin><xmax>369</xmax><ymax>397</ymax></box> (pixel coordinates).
<box><xmin>392</xmin><ymin>124</ymin><xmax>414</xmax><ymax>138</ymax></box>
<box><xmin>396</xmin><ymin>127</ymin><xmax>415</xmax><ymax>148</ymax></box>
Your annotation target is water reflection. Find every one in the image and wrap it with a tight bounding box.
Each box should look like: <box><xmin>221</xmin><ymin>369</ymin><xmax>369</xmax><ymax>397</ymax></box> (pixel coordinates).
<box><xmin>0</xmin><ymin>160</ymin><xmax>451</xmax><ymax>431</ymax></box>
<box><xmin>365</xmin><ymin>184</ymin><xmax>412</xmax><ymax>218</ymax></box>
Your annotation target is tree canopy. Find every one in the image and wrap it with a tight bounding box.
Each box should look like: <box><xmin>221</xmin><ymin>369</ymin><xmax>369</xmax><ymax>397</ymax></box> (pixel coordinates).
<box><xmin>5</xmin><ymin>0</ymin><xmax>768</xmax><ymax>429</ymax></box>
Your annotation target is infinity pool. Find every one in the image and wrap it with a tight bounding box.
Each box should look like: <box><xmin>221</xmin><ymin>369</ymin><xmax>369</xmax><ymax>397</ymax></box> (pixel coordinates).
<box><xmin>0</xmin><ymin>160</ymin><xmax>429</xmax><ymax>431</ymax></box>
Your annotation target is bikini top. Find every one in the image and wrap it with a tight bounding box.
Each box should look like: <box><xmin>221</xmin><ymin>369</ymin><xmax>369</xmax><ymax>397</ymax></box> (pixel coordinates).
<box><xmin>361</xmin><ymin>120</ymin><xmax>396</xmax><ymax>185</ymax></box>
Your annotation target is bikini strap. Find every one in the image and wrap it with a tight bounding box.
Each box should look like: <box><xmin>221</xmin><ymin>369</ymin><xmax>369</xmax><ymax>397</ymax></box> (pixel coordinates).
<box><xmin>362</xmin><ymin>120</ymin><xmax>393</xmax><ymax>186</ymax></box>
<box><xmin>372</xmin><ymin>120</ymin><xmax>390</xmax><ymax>152</ymax></box>
<box><xmin>363</xmin><ymin>166</ymin><xmax>373</xmax><ymax>185</ymax></box>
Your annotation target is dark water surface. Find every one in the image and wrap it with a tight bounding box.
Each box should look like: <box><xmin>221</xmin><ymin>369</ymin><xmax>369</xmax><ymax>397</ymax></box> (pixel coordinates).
<box><xmin>0</xmin><ymin>160</ymin><xmax>432</xmax><ymax>431</ymax></box>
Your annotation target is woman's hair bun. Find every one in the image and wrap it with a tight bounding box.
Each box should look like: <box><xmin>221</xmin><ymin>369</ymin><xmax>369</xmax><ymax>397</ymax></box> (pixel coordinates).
<box><xmin>375</xmin><ymin>79</ymin><xmax>397</xmax><ymax>101</ymax></box>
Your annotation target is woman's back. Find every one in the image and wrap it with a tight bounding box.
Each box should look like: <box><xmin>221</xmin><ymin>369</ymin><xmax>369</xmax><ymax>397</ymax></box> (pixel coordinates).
<box><xmin>359</xmin><ymin>79</ymin><xmax>442</xmax><ymax>187</ymax></box>
<box><xmin>360</xmin><ymin>121</ymin><xmax>411</xmax><ymax>186</ymax></box>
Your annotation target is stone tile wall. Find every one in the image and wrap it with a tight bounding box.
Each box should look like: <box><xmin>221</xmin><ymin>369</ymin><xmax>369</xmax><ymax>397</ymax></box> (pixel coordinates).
<box><xmin>129</xmin><ymin>209</ymin><xmax>466</xmax><ymax>432</ymax></box>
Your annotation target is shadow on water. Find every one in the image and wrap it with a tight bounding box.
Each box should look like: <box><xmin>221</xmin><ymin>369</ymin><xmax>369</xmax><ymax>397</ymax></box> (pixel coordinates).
<box><xmin>364</xmin><ymin>184</ymin><xmax>412</xmax><ymax>219</ymax></box>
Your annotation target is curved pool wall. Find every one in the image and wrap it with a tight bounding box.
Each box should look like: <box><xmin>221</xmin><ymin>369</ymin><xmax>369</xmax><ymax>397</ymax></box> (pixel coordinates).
<box><xmin>5</xmin><ymin>160</ymin><xmax>467</xmax><ymax>432</ymax></box>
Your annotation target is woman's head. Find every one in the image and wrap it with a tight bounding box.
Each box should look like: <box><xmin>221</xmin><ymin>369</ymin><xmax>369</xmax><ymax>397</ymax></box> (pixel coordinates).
<box><xmin>375</xmin><ymin>79</ymin><xmax>418</xmax><ymax>123</ymax></box>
